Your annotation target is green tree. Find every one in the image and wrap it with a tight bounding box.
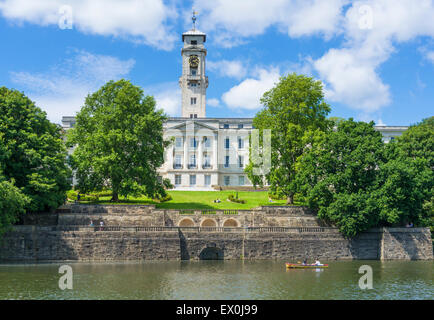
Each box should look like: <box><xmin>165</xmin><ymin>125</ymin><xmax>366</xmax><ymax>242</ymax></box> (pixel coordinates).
<box><xmin>0</xmin><ymin>87</ymin><xmax>71</xmax><ymax>212</ymax></box>
<box><xmin>0</xmin><ymin>175</ymin><xmax>30</xmax><ymax>236</ymax></box>
<box><xmin>297</xmin><ymin>119</ymin><xmax>386</xmax><ymax>237</ymax></box>
<box><xmin>67</xmin><ymin>79</ymin><xmax>169</xmax><ymax>201</ymax></box>
<box><xmin>380</xmin><ymin>117</ymin><xmax>434</xmax><ymax>229</ymax></box>
<box><xmin>245</xmin><ymin>73</ymin><xmax>331</xmax><ymax>204</ymax></box>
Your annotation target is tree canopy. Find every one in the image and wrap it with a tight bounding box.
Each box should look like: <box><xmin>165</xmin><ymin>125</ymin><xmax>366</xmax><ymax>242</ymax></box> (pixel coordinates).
<box><xmin>0</xmin><ymin>176</ymin><xmax>29</xmax><ymax>236</ymax></box>
<box><xmin>297</xmin><ymin>118</ymin><xmax>433</xmax><ymax>237</ymax></box>
<box><xmin>245</xmin><ymin>73</ymin><xmax>331</xmax><ymax>204</ymax></box>
<box><xmin>0</xmin><ymin>87</ymin><xmax>71</xmax><ymax>212</ymax></box>
<box><xmin>67</xmin><ymin>79</ymin><xmax>170</xmax><ymax>201</ymax></box>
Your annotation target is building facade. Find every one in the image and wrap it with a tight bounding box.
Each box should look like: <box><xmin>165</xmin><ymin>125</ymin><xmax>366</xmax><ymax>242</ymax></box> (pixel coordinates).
<box><xmin>61</xmin><ymin>22</ymin><xmax>408</xmax><ymax>190</ymax></box>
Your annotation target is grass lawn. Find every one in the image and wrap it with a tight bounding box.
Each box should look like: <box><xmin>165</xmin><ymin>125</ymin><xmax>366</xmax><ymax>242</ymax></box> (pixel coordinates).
<box><xmin>73</xmin><ymin>190</ymin><xmax>302</xmax><ymax>209</ymax></box>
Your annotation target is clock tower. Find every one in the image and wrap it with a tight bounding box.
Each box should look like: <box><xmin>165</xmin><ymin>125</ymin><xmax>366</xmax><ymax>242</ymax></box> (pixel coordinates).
<box><xmin>179</xmin><ymin>12</ymin><xmax>208</xmax><ymax>118</ymax></box>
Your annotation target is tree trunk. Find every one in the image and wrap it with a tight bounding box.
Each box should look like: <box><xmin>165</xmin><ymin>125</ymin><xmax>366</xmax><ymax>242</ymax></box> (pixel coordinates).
<box><xmin>286</xmin><ymin>193</ymin><xmax>294</xmax><ymax>205</ymax></box>
<box><xmin>111</xmin><ymin>192</ymin><xmax>119</xmax><ymax>202</ymax></box>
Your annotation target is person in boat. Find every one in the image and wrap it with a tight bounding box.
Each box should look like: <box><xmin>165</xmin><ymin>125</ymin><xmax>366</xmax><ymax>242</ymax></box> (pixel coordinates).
<box><xmin>302</xmin><ymin>259</ymin><xmax>308</xmax><ymax>265</ymax></box>
<box><xmin>314</xmin><ymin>259</ymin><xmax>322</xmax><ymax>266</ymax></box>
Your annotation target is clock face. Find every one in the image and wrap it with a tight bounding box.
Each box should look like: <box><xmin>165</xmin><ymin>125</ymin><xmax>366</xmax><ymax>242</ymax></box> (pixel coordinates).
<box><xmin>189</xmin><ymin>55</ymin><xmax>199</xmax><ymax>68</ymax></box>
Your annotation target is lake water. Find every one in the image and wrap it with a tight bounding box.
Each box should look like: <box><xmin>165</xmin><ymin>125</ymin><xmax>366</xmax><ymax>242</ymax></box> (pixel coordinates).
<box><xmin>0</xmin><ymin>260</ymin><xmax>432</xmax><ymax>300</ymax></box>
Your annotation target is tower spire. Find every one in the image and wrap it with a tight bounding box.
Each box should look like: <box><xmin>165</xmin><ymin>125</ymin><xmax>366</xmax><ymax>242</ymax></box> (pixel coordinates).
<box><xmin>192</xmin><ymin>10</ymin><xmax>198</xmax><ymax>30</ymax></box>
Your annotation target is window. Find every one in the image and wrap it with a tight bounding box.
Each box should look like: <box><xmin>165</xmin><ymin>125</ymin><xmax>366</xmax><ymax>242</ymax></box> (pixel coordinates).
<box><xmin>238</xmin><ymin>124</ymin><xmax>244</xmax><ymax>129</ymax></box>
<box><xmin>225</xmin><ymin>137</ymin><xmax>230</xmax><ymax>149</ymax></box>
<box><xmin>191</xmin><ymin>40</ymin><xmax>197</xmax><ymax>45</ymax></box>
<box><xmin>190</xmin><ymin>175</ymin><xmax>196</xmax><ymax>186</ymax></box>
<box><xmin>238</xmin><ymin>137</ymin><xmax>244</xmax><ymax>149</ymax></box>
<box><xmin>191</xmin><ymin>97</ymin><xmax>197</xmax><ymax>105</ymax></box>
<box><xmin>224</xmin><ymin>176</ymin><xmax>230</xmax><ymax>186</ymax></box>
<box><xmin>224</xmin><ymin>156</ymin><xmax>230</xmax><ymax>168</ymax></box>
<box><xmin>175</xmin><ymin>137</ymin><xmax>182</xmax><ymax>148</ymax></box>
<box><xmin>174</xmin><ymin>155</ymin><xmax>182</xmax><ymax>168</ymax></box>
<box><xmin>205</xmin><ymin>175</ymin><xmax>211</xmax><ymax>186</ymax></box>
<box><xmin>157</xmin><ymin>176</ymin><xmax>162</xmax><ymax>183</ymax></box>
<box><xmin>191</xmin><ymin>69</ymin><xmax>197</xmax><ymax>76</ymax></box>
<box><xmin>189</xmin><ymin>154</ymin><xmax>196</xmax><ymax>167</ymax></box>
<box><xmin>223</xmin><ymin>124</ymin><xmax>229</xmax><ymax>129</ymax></box>
<box><xmin>190</xmin><ymin>138</ymin><xmax>197</xmax><ymax>148</ymax></box>
<box><xmin>239</xmin><ymin>176</ymin><xmax>245</xmax><ymax>186</ymax></box>
<box><xmin>190</xmin><ymin>82</ymin><xmax>197</xmax><ymax>87</ymax></box>
<box><xmin>238</xmin><ymin>155</ymin><xmax>244</xmax><ymax>168</ymax></box>
<box><xmin>175</xmin><ymin>175</ymin><xmax>182</xmax><ymax>185</ymax></box>
<box><xmin>204</xmin><ymin>137</ymin><xmax>211</xmax><ymax>148</ymax></box>
<box><xmin>203</xmin><ymin>154</ymin><xmax>211</xmax><ymax>168</ymax></box>
<box><xmin>190</xmin><ymin>114</ymin><xmax>193</xmax><ymax>118</ymax></box>
<box><xmin>194</xmin><ymin>114</ymin><xmax>197</xmax><ymax>118</ymax></box>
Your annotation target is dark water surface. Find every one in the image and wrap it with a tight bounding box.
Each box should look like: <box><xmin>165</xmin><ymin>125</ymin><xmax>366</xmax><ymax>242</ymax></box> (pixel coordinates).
<box><xmin>0</xmin><ymin>260</ymin><xmax>432</xmax><ymax>300</ymax></box>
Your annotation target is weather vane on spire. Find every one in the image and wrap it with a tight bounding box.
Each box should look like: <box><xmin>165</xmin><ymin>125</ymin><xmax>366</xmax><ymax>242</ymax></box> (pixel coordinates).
<box><xmin>192</xmin><ymin>9</ymin><xmax>198</xmax><ymax>30</ymax></box>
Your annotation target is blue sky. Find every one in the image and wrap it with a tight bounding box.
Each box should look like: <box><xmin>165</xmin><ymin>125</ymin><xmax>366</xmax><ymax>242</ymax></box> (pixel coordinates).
<box><xmin>0</xmin><ymin>0</ymin><xmax>433</xmax><ymax>126</ymax></box>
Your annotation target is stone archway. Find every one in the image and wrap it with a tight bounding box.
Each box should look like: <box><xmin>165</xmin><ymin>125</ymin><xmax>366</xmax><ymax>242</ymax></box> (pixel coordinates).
<box><xmin>223</xmin><ymin>218</ymin><xmax>240</xmax><ymax>227</ymax></box>
<box><xmin>201</xmin><ymin>218</ymin><xmax>217</xmax><ymax>227</ymax></box>
<box><xmin>199</xmin><ymin>247</ymin><xmax>224</xmax><ymax>260</ymax></box>
<box><xmin>178</xmin><ymin>218</ymin><xmax>195</xmax><ymax>227</ymax></box>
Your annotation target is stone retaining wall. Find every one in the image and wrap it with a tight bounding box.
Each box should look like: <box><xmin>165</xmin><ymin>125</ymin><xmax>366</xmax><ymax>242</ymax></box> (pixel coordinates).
<box><xmin>53</xmin><ymin>204</ymin><xmax>324</xmax><ymax>228</ymax></box>
<box><xmin>0</xmin><ymin>226</ymin><xmax>432</xmax><ymax>261</ymax></box>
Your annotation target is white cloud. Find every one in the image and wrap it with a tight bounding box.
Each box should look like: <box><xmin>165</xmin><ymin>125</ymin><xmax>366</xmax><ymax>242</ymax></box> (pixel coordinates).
<box><xmin>0</xmin><ymin>0</ymin><xmax>177</xmax><ymax>50</ymax></box>
<box><xmin>193</xmin><ymin>0</ymin><xmax>347</xmax><ymax>42</ymax></box>
<box><xmin>425</xmin><ymin>51</ymin><xmax>434</xmax><ymax>64</ymax></box>
<box><xmin>311</xmin><ymin>0</ymin><xmax>434</xmax><ymax>115</ymax></box>
<box><xmin>222</xmin><ymin>68</ymin><xmax>280</xmax><ymax>110</ymax></box>
<box><xmin>207</xmin><ymin>60</ymin><xmax>247</xmax><ymax>79</ymax></box>
<box><xmin>10</xmin><ymin>50</ymin><xmax>135</xmax><ymax>123</ymax></box>
<box><xmin>207</xmin><ymin>98</ymin><xmax>220</xmax><ymax>107</ymax></box>
<box><xmin>314</xmin><ymin>48</ymin><xmax>391</xmax><ymax>112</ymax></box>
<box><xmin>144</xmin><ymin>82</ymin><xmax>181</xmax><ymax>116</ymax></box>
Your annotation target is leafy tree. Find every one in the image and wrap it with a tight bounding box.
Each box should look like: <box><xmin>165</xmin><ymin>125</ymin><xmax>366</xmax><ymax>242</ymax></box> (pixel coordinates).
<box><xmin>297</xmin><ymin>119</ymin><xmax>385</xmax><ymax>237</ymax></box>
<box><xmin>380</xmin><ymin>117</ymin><xmax>434</xmax><ymax>229</ymax></box>
<box><xmin>0</xmin><ymin>87</ymin><xmax>71</xmax><ymax>212</ymax></box>
<box><xmin>67</xmin><ymin>79</ymin><xmax>169</xmax><ymax>201</ymax></box>
<box><xmin>245</xmin><ymin>73</ymin><xmax>331</xmax><ymax>204</ymax></box>
<box><xmin>0</xmin><ymin>174</ymin><xmax>30</xmax><ymax>236</ymax></box>
<box><xmin>391</xmin><ymin>116</ymin><xmax>433</xmax><ymax>168</ymax></box>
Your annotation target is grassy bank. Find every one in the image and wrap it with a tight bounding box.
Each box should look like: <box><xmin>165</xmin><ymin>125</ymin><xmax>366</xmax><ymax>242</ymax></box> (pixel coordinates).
<box><xmin>69</xmin><ymin>190</ymin><xmax>303</xmax><ymax>209</ymax></box>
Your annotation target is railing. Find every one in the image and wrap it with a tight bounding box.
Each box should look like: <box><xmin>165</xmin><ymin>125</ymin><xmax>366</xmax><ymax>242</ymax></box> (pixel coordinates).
<box><xmin>50</xmin><ymin>226</ymin><xmax>335</xmax><ymax>233</ymax></box>
<box><xmin>201</xmin><ymin>209</ymin><xmax>216</xmax><ymax>215</ymax></box>
<box><xmin>173</xmin><ymin>164</ymin><xmax>183</xmax><ymax>169</ymax></box>
<box><xmin>223</xmin><ymin>210</ymin><xmax>238</xmax><ymax>215</ymax></box>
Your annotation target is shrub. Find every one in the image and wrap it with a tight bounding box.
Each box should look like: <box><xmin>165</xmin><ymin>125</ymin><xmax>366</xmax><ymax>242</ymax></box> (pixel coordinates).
<box><xmin>66</xmin><ymin>190</ymin><xmax>78</xmax><ymax>201</ymax></box>
<box><xmin>228</xmin><ymin>194</ymin><xmax>246</xmax><ymax>204</ymax></box>
<box><xmin>154</xmin><ymin>194</ymin><xmax>172</xmax><ymax>203</ymax></box>
<box><xmin>66</xmin><ymin>190</ymin><xmax>99</xmax><ymax>202</ymax></box>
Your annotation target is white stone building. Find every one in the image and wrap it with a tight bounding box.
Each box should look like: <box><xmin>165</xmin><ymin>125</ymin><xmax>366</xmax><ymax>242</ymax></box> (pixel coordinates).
<box><xmin>61</xmin><ymin>20</ymin><xmax>408</xmax><ymax>190</ymax></box>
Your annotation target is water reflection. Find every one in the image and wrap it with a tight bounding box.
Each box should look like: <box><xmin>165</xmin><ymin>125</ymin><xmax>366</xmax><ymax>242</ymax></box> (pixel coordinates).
<box><xmin>0</xmin><ymin>260</ymin><xmax>432</xmax><ymax>300</ymax></box>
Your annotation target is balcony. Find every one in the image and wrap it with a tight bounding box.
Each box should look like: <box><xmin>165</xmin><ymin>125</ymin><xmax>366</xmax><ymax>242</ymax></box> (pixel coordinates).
<box><xmin>202</xmin><ymin>164</ymin><xmax>213</xmax><ymax>170</ymax></box>
<box><xmin>173</xmin><ymin>164</ymin><xmax>183</xmax><ymax>169</ymax></box>
<box><xmin>188</xmin><ymin>164</ymin><xmax>197</xmax><ymax>169</ymax></box>
<box><xmin>187</xmin><ymin>75</ymin><xmax>201</xmax><ymax>81</ymax></box>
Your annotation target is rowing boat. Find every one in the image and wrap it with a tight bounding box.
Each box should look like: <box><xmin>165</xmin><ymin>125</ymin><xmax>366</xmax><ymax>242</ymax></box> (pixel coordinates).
<box><xmin>286</xmin><ymin>263</ymin><xmax>328</xmax><ymax>269</ymax></box>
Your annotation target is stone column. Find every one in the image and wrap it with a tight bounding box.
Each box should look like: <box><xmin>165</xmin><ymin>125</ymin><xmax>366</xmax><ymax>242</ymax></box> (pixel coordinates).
<box><xmin>198</xmin><ymin>136</ymin><xmax>203</xmax><ymax>171</ymax></box>
<box><xmin>213</xmin><ymin>133</ymin><xmax>218</xmax><ymax>170</ymax></box>
<box><xmin>167</xmin><ymin>144</ymin><xmax>174</xmax><ymax>170</ymax></box>
<box><xmin>183</xmin><ymin>135</ymin><xmax>188</xmax><ymax>170</ymax></box>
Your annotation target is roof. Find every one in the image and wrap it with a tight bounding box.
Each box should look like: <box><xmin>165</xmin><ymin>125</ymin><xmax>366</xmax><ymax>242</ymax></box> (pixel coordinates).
<box><xmin>182</xmin><ymin>29</ymin><xmax>206</xmax><ymax>42</ymax></box>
